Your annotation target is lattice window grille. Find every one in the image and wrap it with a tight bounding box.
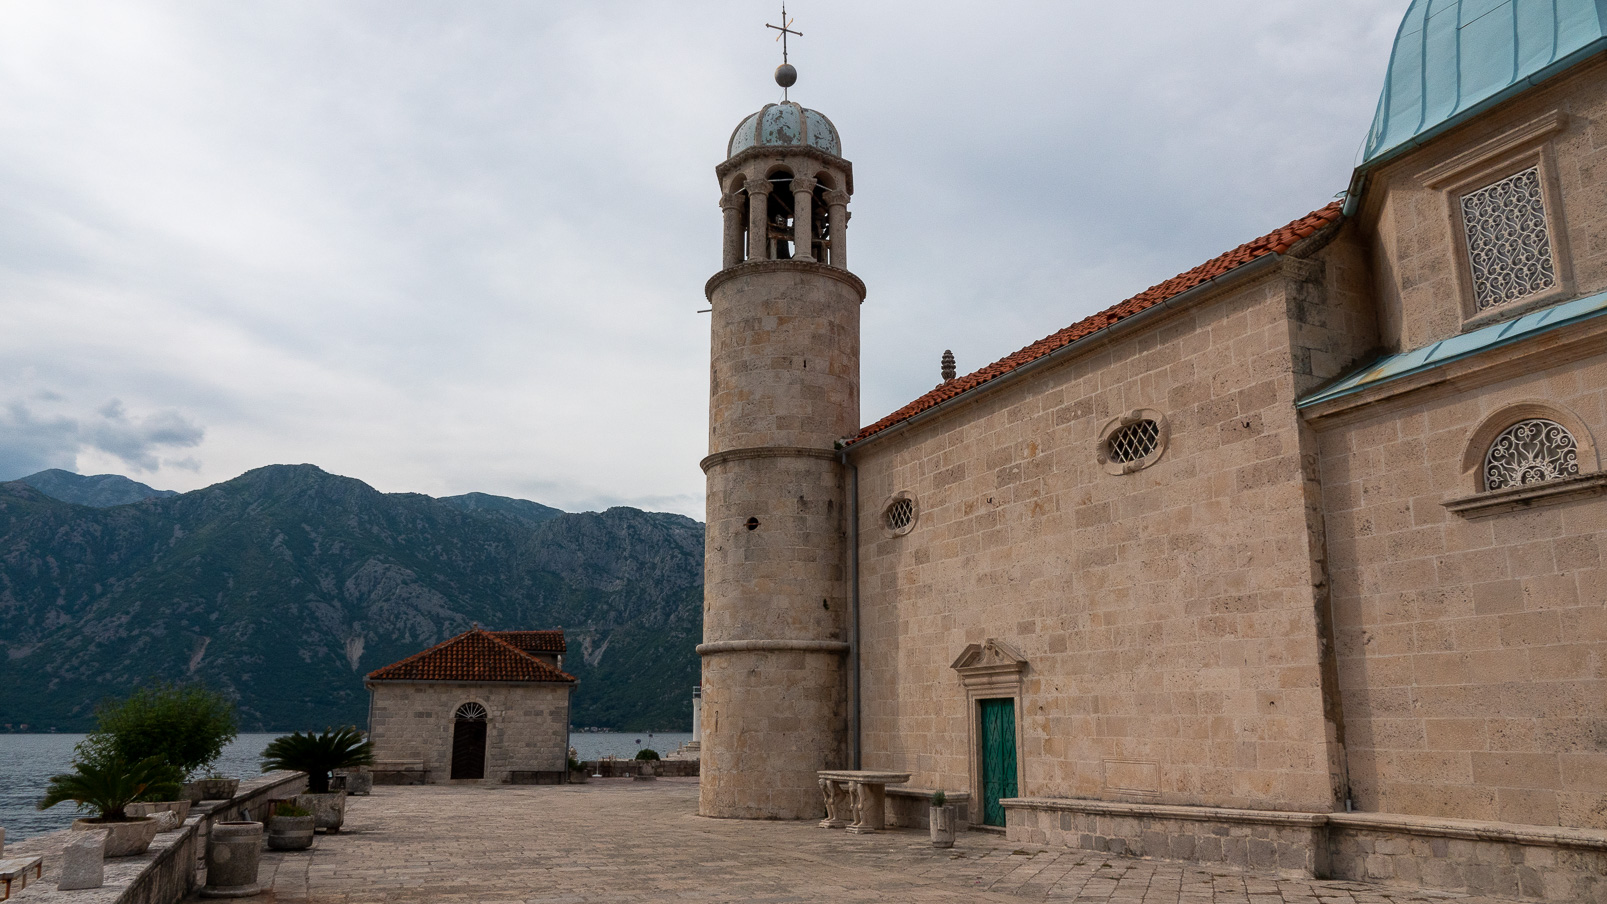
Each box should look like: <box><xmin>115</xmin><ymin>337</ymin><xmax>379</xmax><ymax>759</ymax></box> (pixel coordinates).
<box><xmin>884</xmin><ymin>497</ymin><xmax>914</xmax><ymax>532</ymax></box>
<box><xmin>454</xmin><ymin>702</ymin><xmax>488</xmax><ymax>721</ymax></box>
<box><xmin>1460</xmin><ymin>167</ymin><xmax>1557</xmax><ymax>311</ymax></box>
<box><xmin>1484</xmin><ymin>419</ymin><xmax>1579</xmax><ymax>491</ymax></box>
<box><xmin>1106</xmin><ymin>419</ymin><xmax>1161</xmax><ymax>464</ymax></box>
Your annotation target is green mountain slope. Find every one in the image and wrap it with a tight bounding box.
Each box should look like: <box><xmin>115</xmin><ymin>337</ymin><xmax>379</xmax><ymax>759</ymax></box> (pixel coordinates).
<box><xmin>18</xmin><ymin>469</ymin><xmax>178</xmax><ymax>507</ymax></box>
<box><xmin>0</xmin><ymin>465</ymin><xmax>703</xmax><ymax>732</ymax></box>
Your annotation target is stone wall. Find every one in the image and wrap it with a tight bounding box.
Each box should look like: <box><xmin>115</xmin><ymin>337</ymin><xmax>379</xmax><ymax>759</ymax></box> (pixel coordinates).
<box><xmin>1004</xmin><ymin>797</ymin><xmax>1607</xmax><ymax>902</ymax></box>
<box><xmin>368</xmin><ymin>681</ymin><xmax>570</xmax><ymax>784</ymax></box>
<box><xmin>850</xmin><ymin>264</ymin><xmax>1348</xmax><ymax>814</ymax></box>
<box><xmin>1360</xmin><ymin>57</ymin><xmax>1607</xmax><ymax>353</ymax></box>
<box><xmin>1308</xmin><ymin>348</ymin><xmax>1607</xmax><ymax>828</ymax></box>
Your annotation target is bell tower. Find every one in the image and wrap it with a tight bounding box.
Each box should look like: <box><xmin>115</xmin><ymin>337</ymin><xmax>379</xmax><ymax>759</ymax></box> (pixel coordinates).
<box><xmin>698</xmin><ymin>61</ymin><xmax>862</xmax><ymax>819</ymax></box>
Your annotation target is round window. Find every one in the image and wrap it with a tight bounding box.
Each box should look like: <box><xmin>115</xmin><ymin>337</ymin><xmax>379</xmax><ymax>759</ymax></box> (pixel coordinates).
<box><xmin>1096</xmin><ymin>409</ymin><xmax>1169</xmax><ymax>475</ymax></box>
<box><xmin>882</xmin><ymin>495</ymin><xmax>916</xmax><ymax>536</ymax></box>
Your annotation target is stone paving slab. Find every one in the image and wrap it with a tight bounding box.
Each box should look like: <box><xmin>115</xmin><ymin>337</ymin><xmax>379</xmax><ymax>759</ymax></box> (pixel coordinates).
<box><xmin>213</xmin><ymin>780</ymin><xmax>1528</xmax><ymax>904</ymax></box>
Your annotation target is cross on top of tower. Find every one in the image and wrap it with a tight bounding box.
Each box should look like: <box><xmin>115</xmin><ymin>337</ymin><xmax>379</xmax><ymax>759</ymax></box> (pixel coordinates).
<box><xmin>766</xmin><ymin>4</ymin><xmax>802</xmax><ymax>98</ymax></box>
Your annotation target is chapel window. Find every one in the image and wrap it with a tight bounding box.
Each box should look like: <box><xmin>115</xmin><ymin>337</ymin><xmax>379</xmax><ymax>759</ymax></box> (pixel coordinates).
<box><xmin>454</xmin><ymin>702</ymin><xmax>488</xmax><ymax>721</ymax></box>
<box><xmin>1105</xmin><ymin>419</ymin><xmax>1161</xmax><ymax>464</ymax></box>
<box><xmin>883</xmin><ymin>495</ymin><xmax>916</xmax><ymax>536</ymax></box>
<box><xmin>1460</xmin><ymin>166</ymin><xmax>1557</xmax><ymax>312</ymax></box>
<box><xmin>1483</xmin><ymin>419</ymin><xmax>1579</xmax><ymax>491</ymax></box>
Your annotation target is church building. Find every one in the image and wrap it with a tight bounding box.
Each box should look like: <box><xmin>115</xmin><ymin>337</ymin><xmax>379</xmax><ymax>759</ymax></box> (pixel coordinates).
<box><xmin>698</xmin><ymin>1</ymin><xmax>1607</xmax><ymax>899</ymax></box>
<box><xmin>366</xmin><ymin>628</ymin><xmax>575</xmax><ymax>784</ymax></box>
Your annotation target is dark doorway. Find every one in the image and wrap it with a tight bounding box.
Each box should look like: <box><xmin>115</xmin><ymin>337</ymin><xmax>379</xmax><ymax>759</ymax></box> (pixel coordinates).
<box><xmin>450</xmin><ymin>702</ymin><xmax>488</xmax><ymax>780</ymax></box>
<box><xmin>979</xmin><ymin>698</ymin><xmax>1018</xmax><ymax>827</ymax></box>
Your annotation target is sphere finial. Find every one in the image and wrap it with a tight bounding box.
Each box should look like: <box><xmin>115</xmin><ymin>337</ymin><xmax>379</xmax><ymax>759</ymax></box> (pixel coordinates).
<box><xmin>775</xmin><ymin>63</ymin><xmax>797</xmax><ymax>89</ymax></box>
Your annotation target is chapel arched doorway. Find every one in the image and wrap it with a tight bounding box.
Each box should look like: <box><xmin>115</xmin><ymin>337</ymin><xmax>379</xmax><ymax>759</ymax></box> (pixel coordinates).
<box><xmin>450</xmin><ymin>702</ymin><xmax>488</xmax><ymax>780</ymax></box>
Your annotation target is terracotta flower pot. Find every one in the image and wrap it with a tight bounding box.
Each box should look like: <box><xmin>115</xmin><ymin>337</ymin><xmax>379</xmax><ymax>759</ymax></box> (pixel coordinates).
<box><xmin>72</xmin><ymin>816</ymin><xmax>160</xmax><ymax>857</ymax></box>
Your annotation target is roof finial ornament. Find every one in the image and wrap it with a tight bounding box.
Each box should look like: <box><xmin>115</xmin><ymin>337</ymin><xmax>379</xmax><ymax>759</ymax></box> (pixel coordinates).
<box><xmin>767</xmin><ymin>3</ymin><xmax>801</xmax><ymax>99</ymax></box>
<box><xmin>940</xmin><ymin>350</ymin><xmax>956</xmax><ymax>385</ymax></box>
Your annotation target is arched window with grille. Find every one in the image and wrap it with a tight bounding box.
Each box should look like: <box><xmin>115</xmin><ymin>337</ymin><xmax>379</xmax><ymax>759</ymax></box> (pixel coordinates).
<box><xmin>1483</xmin><ymin>419</ymin><xmax>1580</xmax><ymax>491</ymax></box>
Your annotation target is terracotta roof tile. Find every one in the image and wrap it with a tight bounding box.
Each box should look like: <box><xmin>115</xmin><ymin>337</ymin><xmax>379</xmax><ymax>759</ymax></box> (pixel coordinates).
<box><xmin>849</xmin><ymin>201</ymin><xmax>1344</xmax><ymax>445</ymax></box>
<box><xmin>366</xmin><ymin>628</ymin><xmax>576</xmax><ymax>683</ymax></box>
<box><xmin>493</xmin><ymin>630</ymin><xmax>567</xmax><ymax>655</ymax></box>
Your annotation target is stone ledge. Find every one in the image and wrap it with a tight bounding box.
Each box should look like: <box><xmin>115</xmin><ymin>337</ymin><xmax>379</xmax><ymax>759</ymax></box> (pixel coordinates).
<box><xmin>696</xmin><ymin>639</ymin><xmax>850</xmax><ymax>655</ymax></box>
<box><xmin>1002</xmin><ymin>796</ymin><xmax>1329</xmax><ymax>827</ymax></box>
<box><xmin>1442</xmin><ymin>471</ymin><xmax>1607</xmax><ymax>517</ymax></box>
<box><xmin>1328</xmin><ymin>811</ymin><xmax>1607</xmax><ymax>852</ymax></box>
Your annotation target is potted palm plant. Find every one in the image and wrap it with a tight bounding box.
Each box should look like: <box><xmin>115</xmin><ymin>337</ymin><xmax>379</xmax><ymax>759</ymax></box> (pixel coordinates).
<box><xmin>38</xmin><ymin>754</ymin><xmax>181</xmax><ymax>856</ymax></box>
<box><xmin>261</xmin><ymin>726</ymin><xmax>374</xmax><ymax>833</ymax></box>
<box><xmin>929</xmin><ymin>790</ymin><xmax>957</xmax><ymax>848</ymax></box>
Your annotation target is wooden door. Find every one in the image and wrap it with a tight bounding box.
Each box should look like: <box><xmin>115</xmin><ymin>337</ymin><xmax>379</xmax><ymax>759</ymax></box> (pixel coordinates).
<box><xmin>451</xmin><ymin>717</ymin><xmax>487</xmax><ymax>779</ymax></box>
<box><xmin>979</xmin><ymin>698</ymin><xmax>1017</xmax><ymax>827</ymax></box>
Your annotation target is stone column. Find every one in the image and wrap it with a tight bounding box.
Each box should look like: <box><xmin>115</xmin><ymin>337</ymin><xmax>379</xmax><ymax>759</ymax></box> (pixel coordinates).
<box><xmin>791</xmin><ymin>175</ymin><xmax>817</xmax><ymax>262</ymax></box>
<box><xmin>824</xmin><ymin>190</ymin><xmax>850</xmax><ymax>269</ymax></box>
<box><xmin>720</xmin><ymin>193</ymin><xmax>745</xmax><ymax>268</ymax></box>
<box><xmin>746</xmin><ymin>182</ymin><xmax>772</xmax><ymax>262</ymax></box>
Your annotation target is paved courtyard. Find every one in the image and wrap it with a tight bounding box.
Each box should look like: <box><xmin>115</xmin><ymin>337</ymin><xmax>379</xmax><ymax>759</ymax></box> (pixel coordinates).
<box><xmin>225</xmin><ymin>779</ymin><xmax>1527</xmax><ymax>904</ymax></box>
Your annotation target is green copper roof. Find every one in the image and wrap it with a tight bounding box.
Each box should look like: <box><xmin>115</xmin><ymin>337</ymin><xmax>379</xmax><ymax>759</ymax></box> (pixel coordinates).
<box><xmin>1361</xmin><ymin>0</ymin><xmax>1607</xmax><ymax>166</ymax></box>
<box><xmin>1297</xmin><ymin>288</ymin><xmax>1607</xmax><ymax>408</ymax></box>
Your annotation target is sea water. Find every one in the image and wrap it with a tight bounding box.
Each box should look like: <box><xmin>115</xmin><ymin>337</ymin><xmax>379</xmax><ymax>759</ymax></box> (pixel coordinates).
<box><xmin>0</xmin><ymin>731</ymin><xmax>691</xmax><ymax>841</ymax></box>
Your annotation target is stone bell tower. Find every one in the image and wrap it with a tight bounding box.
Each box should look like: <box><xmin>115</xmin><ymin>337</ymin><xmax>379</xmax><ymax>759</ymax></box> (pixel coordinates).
<box><xmin>698</xmin><ymin>68</ymin><xmax>862</xmax><ymax>819</ymax></box>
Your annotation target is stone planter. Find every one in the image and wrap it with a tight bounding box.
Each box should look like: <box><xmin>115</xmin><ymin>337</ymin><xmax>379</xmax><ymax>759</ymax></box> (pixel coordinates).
<box><xmin>201</xmin><ymin>821</ymin><xmax>262</xmax><ymax>898</ymax></box>
<box><xmin>340</xmin><ymin>770</ymin><xmax>373</xmax><ymax>796</ymax></box>
<box><xmin>930</xmin><ymin>804</ymin><xmax>957</xmax><ymax>848</ymax></box>
<box><xmin>185</xmin><ymin>778</ymin><xmax>240</xmax><ymax>803</ymax></box>
<box><xmin>296</xmin><ymin>792</ymin><xmax>347</xmax><ymax>833</ymax></box>
<box><xmin>267</xmin><ymin>814</ymin><xmax>315</xmax><ymax>851</ymax></box>
<box><xmin>72</xmin><ymin>816</ymin><xmax>160</xmax><ymax>857</ymax></box>
<box><xmin>126</xmin><ymin>799</ymin><xmax>192</xmax><ymax>823</ymax></box>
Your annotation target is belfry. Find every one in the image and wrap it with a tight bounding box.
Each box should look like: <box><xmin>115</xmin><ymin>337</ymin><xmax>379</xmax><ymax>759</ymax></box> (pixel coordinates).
<box><xmin>697</xmin><ymin>49</ymin><xmax>862</xmax><ymax>818</ymax></box>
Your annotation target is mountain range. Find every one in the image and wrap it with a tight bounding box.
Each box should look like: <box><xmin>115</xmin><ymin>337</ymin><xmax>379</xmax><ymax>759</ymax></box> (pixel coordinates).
<box><xmin>0</xmin><ymin>466</ymin><xmax>703</xmax><ymax>732</ymax></box>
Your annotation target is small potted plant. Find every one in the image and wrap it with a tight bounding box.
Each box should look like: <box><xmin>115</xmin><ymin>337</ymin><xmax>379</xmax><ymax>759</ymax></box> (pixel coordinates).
<box><xmin>568</xmin><ymin>755</ymin><xmax>589</xmax><ymax>784</ymax></box>
<box><xmin>38</xmin><ymin>754</ymin><xmax>180</xmax><ymax>856</ymax></box>
<box><xmin>267</xmin><ymin>802</ymin><xmax>315</xmax><ymax>851</ymax></box>
<box><xmin>930</xmin><ymin>790</ymin><xmax>957</xmax><ymax>848</ymax></box>
<box><xmin>262</xmin><ymin>726</ymin><xmax>374</xmax><ymax>834</ymax></box>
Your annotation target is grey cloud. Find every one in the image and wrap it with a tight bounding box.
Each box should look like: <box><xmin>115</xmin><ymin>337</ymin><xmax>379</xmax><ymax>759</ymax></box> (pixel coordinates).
<box><xmin>0</xmin><ymin>398</ymin><xmax>204</xmax><ymax>479</ymax></box>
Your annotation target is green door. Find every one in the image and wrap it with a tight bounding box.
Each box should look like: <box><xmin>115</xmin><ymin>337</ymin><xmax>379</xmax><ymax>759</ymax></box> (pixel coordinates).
<box><xmin>979</xmin><ymin>698</ymin><xmax>1018</xmax><ymax>827</ymax></box>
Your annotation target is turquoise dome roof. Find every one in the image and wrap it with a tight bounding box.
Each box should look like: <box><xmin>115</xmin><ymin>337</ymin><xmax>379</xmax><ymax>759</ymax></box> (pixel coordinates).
<box><xmin>727</xmin><ymin>102</ymin><xmax>842</xmax><ymax>159</ymax></box>
<box><xmin>1362</xmin><ymin>0</ymin><xmax>1607</xmax><ymax>165</ymax></box>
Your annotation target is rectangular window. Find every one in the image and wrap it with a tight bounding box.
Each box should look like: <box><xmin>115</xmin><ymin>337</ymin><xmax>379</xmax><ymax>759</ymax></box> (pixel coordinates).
<box><xmin>1459</xmin><ymin>167</ymin><xmax>1557</xmax><ymax>311</ymax></box>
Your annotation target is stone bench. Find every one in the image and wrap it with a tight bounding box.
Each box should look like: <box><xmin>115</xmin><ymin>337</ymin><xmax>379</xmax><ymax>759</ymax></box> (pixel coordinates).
<box><xmin>371</xmin><ymin>760</ymin><xmax>428</xmax><ymax>785</ymax></box>
<box><xmin>817</xmin><ymin>770</ymin><xmax>913</xmax><ymax>835</ymax></box>
<box><xmin>0</xmin><ymin>855</ymin><xmax>43</xmax><ymax>900</ymax></box>
<box><xmin>885</xmin><ymin>787</ymin><xmax>972</xmax><ymax>831</ymax></box>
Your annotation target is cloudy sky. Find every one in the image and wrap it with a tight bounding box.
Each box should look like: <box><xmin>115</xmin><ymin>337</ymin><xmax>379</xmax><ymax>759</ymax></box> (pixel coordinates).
<box><xmin>0</xmin><ymin>1</ymin><xmax>1405</xmax><ymax>518</ymax></box>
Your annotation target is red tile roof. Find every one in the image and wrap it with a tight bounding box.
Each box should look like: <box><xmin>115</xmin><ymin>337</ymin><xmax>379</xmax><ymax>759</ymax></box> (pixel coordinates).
<box><xmin>849</xmin><ymin>201</ymin><xmax>1344</xmax><ymax>445</ymax></box>
<box><xmin>366</xmin><ymin>628</ymin><xmax>576</xmax><ymax>684</ymax></box>
<box><xmin>493</xmin><ymin>630</ymin><xmax>567</xmax><ymax>655</ymax></box>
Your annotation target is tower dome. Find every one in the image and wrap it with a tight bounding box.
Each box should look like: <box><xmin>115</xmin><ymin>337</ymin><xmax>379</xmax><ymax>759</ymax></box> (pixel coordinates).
<box><xmin>727</xmin><ymin>101</ymin><xmax>842</xmax><ymax>159</ymax></box>
<box><xmin>1361</xmin><ymin>0</ymin><xmax>1607</xmax><ymax>165</ymax></box>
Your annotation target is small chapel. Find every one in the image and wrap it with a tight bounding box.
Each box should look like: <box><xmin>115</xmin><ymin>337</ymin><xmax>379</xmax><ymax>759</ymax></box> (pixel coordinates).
<box><xmin>697</xmin><ymin>1</ymin><xmax>1607</xmax><ymax>898</ymax></box>
<box><xmin>365</xmin><ymin>627</ymin><xmax>575</xmax><ymax>785</ymax></box>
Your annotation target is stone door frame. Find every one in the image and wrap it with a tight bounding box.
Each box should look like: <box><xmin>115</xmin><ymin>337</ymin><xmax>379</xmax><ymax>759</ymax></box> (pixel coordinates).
<box><xmin>951</xmin><ymin>639</ymin><xmax>1027</xmax><ymax>825</ymax></box>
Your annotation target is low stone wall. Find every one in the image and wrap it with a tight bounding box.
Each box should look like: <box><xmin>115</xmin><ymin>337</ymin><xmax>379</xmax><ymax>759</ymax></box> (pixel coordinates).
<box><xmin>1327</xmin><ymin>812</ymin><xmax>1607</xmax><ymax>902</ymax></box>
<box><xmin>9</xmin><ymin>771</ymin><xmax>305</xmax><ymax>904</ymax></box>
<box><xmin>584</xmin><ymin>760</ymin><xmax>699</xmax><ymax>778</ymax></box>
<box><xmin>885</xmin><ymin>788</ymin><xmax>972</xmax><ymax>831</ymax></box>
<box><xmin>1004</xmin><ymin>797</ymin><xmax>1607</xmax><ymax>902</ymax></box>
<box><xmin>1004</xmin><ymin>798</ymin><xmax>1327</xmax><ymax>878</ymax></box>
